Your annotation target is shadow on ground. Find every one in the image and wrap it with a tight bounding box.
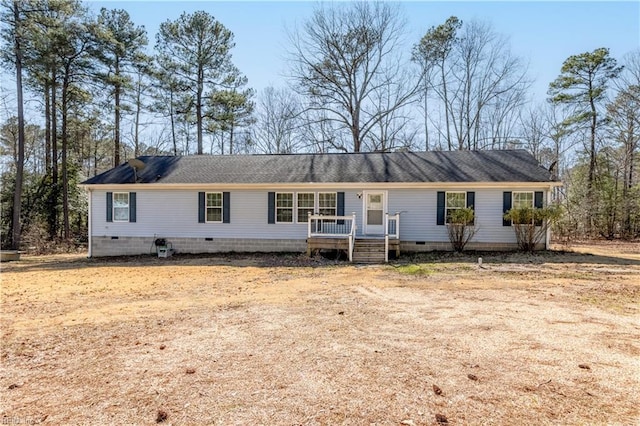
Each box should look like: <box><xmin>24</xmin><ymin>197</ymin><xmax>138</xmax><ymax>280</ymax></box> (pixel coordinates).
<box><xmin>2</xmin><ymin>243</ymin><xmax>639</xmax><ymax>274</ymax></box>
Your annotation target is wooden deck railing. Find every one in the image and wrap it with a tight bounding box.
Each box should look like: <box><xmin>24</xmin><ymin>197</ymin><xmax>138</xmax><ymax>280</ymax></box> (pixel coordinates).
<box><xmin>308</xmin><ymin>213</ymin><xmax>357</xmax><ymax>261</ymax></box>
<box><xmin>308</xmin><ymin>212</ymin><xmax>400</xmax><ymax>262</ymax></box>
<box><xmin>385</xmin><ymin>212</ymin><xmax>400</xmax><ymax>262</ymax></box>
<box><xmin>386</xmin><ymin>212</ymin><xmax>400</xmax><ymax>239</ymax></box>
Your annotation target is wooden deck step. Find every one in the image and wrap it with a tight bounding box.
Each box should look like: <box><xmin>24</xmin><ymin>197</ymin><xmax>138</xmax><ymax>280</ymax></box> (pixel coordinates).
<box><xmin>352</xmin><ymin>239</ymin><xmax>386</xmax><ymax>264</ymax></box>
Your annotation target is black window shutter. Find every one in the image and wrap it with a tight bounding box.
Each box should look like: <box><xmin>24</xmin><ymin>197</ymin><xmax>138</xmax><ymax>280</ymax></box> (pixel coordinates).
<box><xmin>223</xmin><ymin>192</ymin><xmax>230</xmax><ymax>223</ymax></box>
<box><xmin>534</xmin><ymin>191</ymin><xmax>544</xmax><ymax>226</ymax></box>
<box><xmin>268</xmin><ymin>192</ymin><xmax>275</xmax><ymax>224</ymax></box>
<box><xmin>198</xmin><ymin>192</ymin><xmax>205</xmax><ymax>223</ymax></box>
<box><xmin>436</xmin><ymin>191</ymin><xmax>445</xmax><ymax>226</ymax></box>
<box><xmin>337</xmin><ymin>192</ymin><xmax>345</xmax><ymax>225</ymax></box>
<box><xmin>466</xmin><ymin>191</ymin><xmax>475</xmax><ymax>226</ymax></box>
<box><xmin>106</xmin><ymin>192</ymin><xmax>113</xmax><ymax>222</ymax></box>
<box><xmin>129</xmin><ymin>192</ymin><xmax>136</xmax><ymax>223</ymax></box>
<box><xmin>534</xmin><ymin>191</ymin><xmax>544</xmax><ymax>208</ymax></box>
<box><xmin>503</xmin><ymin>191</ymin><xmax>512</xmax><ymax>226</ymax></box>
<box><xmin>466</xmin><ymin>191</ymin><xmax>475</xmax><ymax>209</ymax></box>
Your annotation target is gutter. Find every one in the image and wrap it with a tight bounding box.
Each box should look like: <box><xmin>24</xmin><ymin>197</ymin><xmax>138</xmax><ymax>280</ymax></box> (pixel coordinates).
<box><xmin>80</xmin><ymin>181</ymin><xmax>564</xmax><ymax>191</ymax></box>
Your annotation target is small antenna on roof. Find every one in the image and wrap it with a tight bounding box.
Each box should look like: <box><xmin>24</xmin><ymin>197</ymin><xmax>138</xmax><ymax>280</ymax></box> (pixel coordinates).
<box><xmin>128</xmin><ymin>158</ymin><xmax>146</xmax><ymax>182</ymax></box>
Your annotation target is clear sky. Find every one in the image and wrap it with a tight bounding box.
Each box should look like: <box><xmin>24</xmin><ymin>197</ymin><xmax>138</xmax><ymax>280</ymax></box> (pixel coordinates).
<box><xmin>85</xmin><ymin>0</ymin><xmax>640</xmax><ymax>103</ymax></box>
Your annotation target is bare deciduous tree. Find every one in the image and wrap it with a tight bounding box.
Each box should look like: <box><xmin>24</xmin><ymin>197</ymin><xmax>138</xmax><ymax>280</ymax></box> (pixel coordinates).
<box><xmin>606</xmin><ymin>85</ymin><xmax>640</xmax><ymax>237</ymax></box>
<box><xmin>413</xmin><ymin>18</ymin><xmax>529</xmax><ymax>151</ymax></box>
<box><xmin>450</xmin><ymin>20</ymin><xmax>530</xmax><ymax>150</ymax></box>
<box><xmin>251</xmin><ymin>87</ymin><xmax>301</xmax><ymax>154</ymax></box>
<box><xmin>367</xmin><ymin>82</ymin><xmax>419</xmax><ymax>152</ymax></box>
<box><xmin>287</xmin><ymin>2</ymin><xmax>417</xmax><ymax>153</ymax></box>
<box><xmin>519</xmin><ymin>104</ymin><xmax>550</xmax><ymax>163</ymax></box>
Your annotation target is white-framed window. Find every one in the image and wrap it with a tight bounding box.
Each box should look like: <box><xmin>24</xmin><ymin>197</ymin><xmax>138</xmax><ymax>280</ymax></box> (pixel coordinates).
<box><xmin>297</xmin><ymin>193</ymin><xmax>315</xmax><ymax>223</ymax></box>
<box><xmin>113</xmin><ymin>192</ymin><xmax>130</xmax><ymax>222</ymax></box>
<box><xmin>513</xmin><ymin>191</ymin><xmax>534</xmax><ymax>209</ymax></box>
<box><xmin>295</xmin><ymin>192</ymin><xmax>337</xmax><ymax>223</ymax></box>
<box><xmin>206</xmin><ymin>192</ymin><xmax>223</xmax><ymax>223</ymax></box>
<box><xmin>276</xmin><ymin>192</ymin><xmax>294</xmax><ymax>223</ymax></box>
<box><xmin>318</xmin><ymin>192</ymin><xmax>337</xmax><ymax>217</ymax></box>
<box><xmin>445</xmin><ymin>191</ymin><xmax>466</xmax><ymax>224</ymax></box>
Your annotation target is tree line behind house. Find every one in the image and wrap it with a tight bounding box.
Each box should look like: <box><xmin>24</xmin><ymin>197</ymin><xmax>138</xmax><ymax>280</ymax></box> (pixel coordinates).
<box><xmin>1</xmin><ymin>0</ymin><xmax>638</xmax><ymax>251</ymax></box>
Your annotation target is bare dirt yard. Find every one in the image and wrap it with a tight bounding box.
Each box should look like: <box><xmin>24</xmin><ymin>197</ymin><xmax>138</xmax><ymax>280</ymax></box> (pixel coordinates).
<box><xmin>1</xmin><ymin>242</ymin><xmax>639</xmax><ymax>425</ymax></box>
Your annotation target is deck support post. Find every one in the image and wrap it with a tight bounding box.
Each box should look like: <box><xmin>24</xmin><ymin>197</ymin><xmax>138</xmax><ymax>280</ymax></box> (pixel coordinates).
<box><xmin>384</xmin><ymin>213</ymin><xmax>389</xmax><ymax>263</ymax></box>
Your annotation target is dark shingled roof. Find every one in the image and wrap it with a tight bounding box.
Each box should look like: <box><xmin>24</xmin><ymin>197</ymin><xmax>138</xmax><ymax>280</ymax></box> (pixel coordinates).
<box><xmin>81</xmin><ymin>150</ymin><xmax>556</xmax><ymax>185</ymax></box>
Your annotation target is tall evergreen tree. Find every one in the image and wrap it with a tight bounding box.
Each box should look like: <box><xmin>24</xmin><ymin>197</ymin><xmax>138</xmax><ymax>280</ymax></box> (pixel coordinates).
<box><xmin>17</xmin><ymin>0</ymin><xmax>82</xmax><ymax>240</ymax></box>
<box><xmin>0</xmin><ymin>0</ymin><xmax>27</xmax><ymax>249</ymax></box>
<box><xmin>206</xmin><ymin>75</ymin><xmax>255</xmax><ymax>155</ymax></box>
<box><xmin>155</xmin><ymin>11</ymin><xmax>240</xmax><ymax>155</ymax></box>
<box><xmin>56</xmin><ymin>6</ymin><xmax>92</xmax><ymax>239</ymax></box>
<box><xmin>548</xmin><ymin>48</ymin><xmax>623</xmax><ymax>231</ymax></box>
<box><xmin>92</xmin><ymin>8</ymin><xmax>148</xmax><ymax>166</ymax></box>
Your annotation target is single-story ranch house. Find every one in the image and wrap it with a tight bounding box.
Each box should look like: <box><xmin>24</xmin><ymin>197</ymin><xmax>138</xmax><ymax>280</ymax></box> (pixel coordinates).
<box><xmin>81</xmin><ymin>150</ymin><xmax>561</xmax><ymax>261</ymax></box>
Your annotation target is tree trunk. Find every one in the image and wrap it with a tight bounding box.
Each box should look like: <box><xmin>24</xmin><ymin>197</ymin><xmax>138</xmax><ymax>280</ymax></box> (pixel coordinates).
<box><xmin>553</xmin><ymin>137</ymin><xmax>560</xmax><ymax>181</ymax></box>
<box><xmin>114</xmin><ymin>60</ymin><xmax>121</xmax><ymax>165</ymax></box>
<box><xmin>44</xmin><ymin>81</ymin><xmax>51</xmax><ymax>175</ymax></box>
<box><xmin>623</xmin><ymin>122</ymin><xmax>635</xmax><ymax>237</ymax></box>
<box><xmin>473</xmin><ymin>100</ymin><xmax>481</xmax><ymax>150</ymax></box>
<box><xmin>196</xmin><ymin>66</ymin><xmax>204</xmax><ymax>154</ymax></box>
<box><xmin>134</xmin><ymin>72</ymin><xmax>141</xmax><ymax>157</ymax></box>
<box><xmin>50</xmin><ymin>69</ymin><xmax>59</xmax><ymax>240</ymax></box>
<box><xmin>463</xmin><ymin>64</ymin><xmax>472</xmax><ymax>150</ymax></box>
<box><xmin>440</xmin><ymin>62</ymin><xmax>452</xmax><ymax>151</ymax></box>
<box><xmin>587</xmin><ymin>80</ymin><xmax>597</xmax><ymax>235</ymax></box>
<box><xmin>351</xmin><ymin>105</ymin><xmax>361</xmax><ymax>153</ymax></box>
<box><xmin>61</xmin><ymin>68</ymin><xmax>70</xmax><ymax>240</ymax></box>
<box><xmin>169</xmin><ymin>88</ymin><xmax>177</xmax><ymax>155</ymax></box>
<box><xmin>351</xmin><ymin>125</ymin><xmax>360</xmax><ymax>153</ymax></box>
<box><xmin>93</xmin><ymin>136</ymin><xmax>98</xmax><ymax>177</ymax></box>
<box><xmin>422</xmin><ymin>79</ymin><xmax>429</xmax><ymax>151</ymax></box>
<box><xmin>11</xmin><ymin>0</ymin><xmax>25</xmax><ymax>250</ymax></box>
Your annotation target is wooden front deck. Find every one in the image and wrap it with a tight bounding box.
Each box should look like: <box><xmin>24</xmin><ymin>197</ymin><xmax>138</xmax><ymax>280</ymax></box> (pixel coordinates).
<box><xmin>306</xmin><ymin>212</ymin><xmax>400</xmax><ymax>263</ymax></box>
<box><xmin>307</xmin><ymin>236</ymin><xmax>400</xmax><ymax>262</ymax></box>
<box><xmin>306</xmin><ymin>237</ymin><xmax>349</xmax><ymax>254</ymax></box>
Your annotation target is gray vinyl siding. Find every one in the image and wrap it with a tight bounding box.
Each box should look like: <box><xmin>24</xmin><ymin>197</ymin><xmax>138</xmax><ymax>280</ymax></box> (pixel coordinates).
<box><xmin>388</xmin><ymin>189</ymin><xmax>438</xmax><ymax>241</ymax></box>
<box><xmin>388</xmin><ymin>188</ymin><xmax>535</xmax><ymax>243</ymax></box>
<box><xmin>90</xmin><ymin>187</ymin><xmax>548</xmax><ymax>244</ymax></box>
<box><xmin>93</xmin><ymin>189</ymin><xmax>308</xmax><ymax>239</ymax></box>
<box><xmin>474</xmin><ymin>189</ymin><xmax>519</xmax><ymax>244</ymax></box>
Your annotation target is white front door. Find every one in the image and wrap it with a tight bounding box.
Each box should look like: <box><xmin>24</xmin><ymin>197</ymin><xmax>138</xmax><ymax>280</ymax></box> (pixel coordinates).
<box><xmin>363</xmin><ymin>191</ymin><xmax>386</xmax><ymax>235</ymax></box>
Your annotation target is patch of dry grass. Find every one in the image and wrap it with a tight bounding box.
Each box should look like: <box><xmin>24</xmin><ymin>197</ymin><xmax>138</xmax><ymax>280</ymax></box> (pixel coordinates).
<box><xmin>577</xmin><ymin>282</ymin><xmax>640</xmax><ymax>314</ymax></box>
<box><xmin>1</xmin><ymin>243</ymin><xmax>639</xmax><ymax>425</ymax></box>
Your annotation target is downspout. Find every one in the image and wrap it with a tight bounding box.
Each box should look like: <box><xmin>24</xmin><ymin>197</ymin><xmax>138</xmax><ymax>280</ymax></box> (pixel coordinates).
<box><xmin>87</xmin><ymin>187</ymin><xmax>92</xmax><ymax>258</ymax></box>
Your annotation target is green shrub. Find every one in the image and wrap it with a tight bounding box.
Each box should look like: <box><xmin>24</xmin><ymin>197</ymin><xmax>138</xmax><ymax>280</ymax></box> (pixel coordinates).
<box><xmin>447</xmin><ymin>207</ymin><xmax>477</xmax><ymax>252</ymax></box>
<box><xmin>504</xmin><ymin>206</ymin><xmax>562</xmax><ymax>252</ymax></box>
